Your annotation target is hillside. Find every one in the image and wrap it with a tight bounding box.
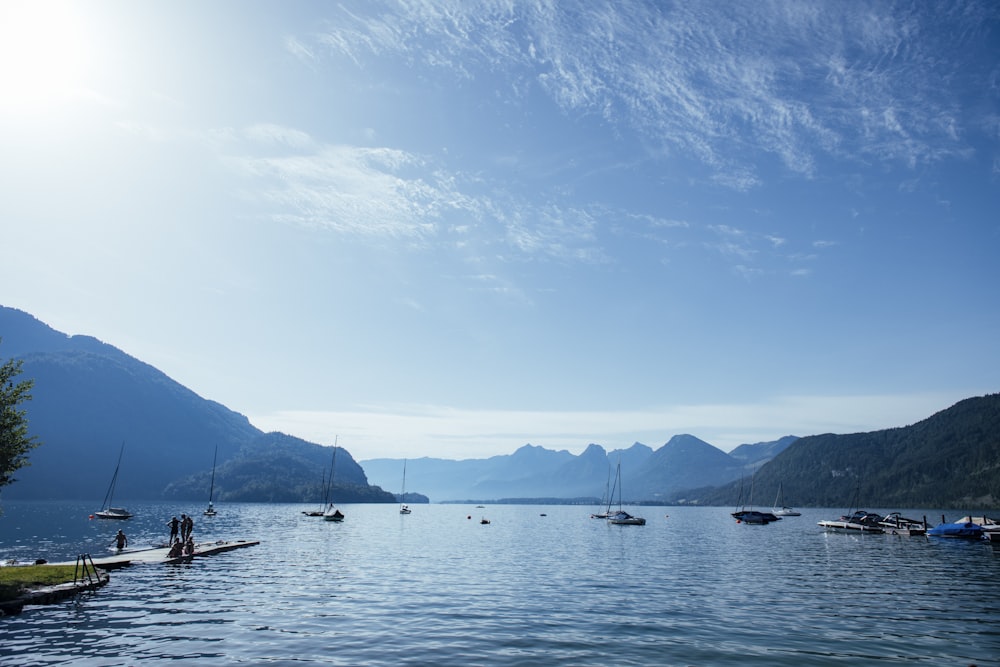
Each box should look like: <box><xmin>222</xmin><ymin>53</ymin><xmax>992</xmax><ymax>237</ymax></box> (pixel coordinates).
<box><xmin>685</xmin><ymin>394</ymin><xmax>1000</xmax><ymax>510</ymax></box>
<box><xmin>0</xmin><ymin>306</ymin><xmax>392</xmax><ymax>503</ymax></box>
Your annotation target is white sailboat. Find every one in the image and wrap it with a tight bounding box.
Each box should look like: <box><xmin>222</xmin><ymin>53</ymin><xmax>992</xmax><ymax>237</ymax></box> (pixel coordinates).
<box><xmin>590</xmin><ymin>465</ymin><xmax>613</xmax><ymax>519</ymax></box>
<box><xmin>607</xmin><ymin>462</ymin><xmax>645</xmax><ymax>526</ymax></box>
<box><xmin>94</xmin><ymin>441</ymin><xmax>132</xmax><ymax>520</ymax></box>
<box><xmin>204</xmin><ymin>445</ymin><xmax>218</xmax><ymax>516</ymax></box>
<box><xmin>399</xmin><ymin>459</ymin><xmax>412</xmax><ymax>514</ymax></box>
<box><xmin>771</xmin><ymin>482</ymin><xmax>800</xmax><ymax>516</ymax></box>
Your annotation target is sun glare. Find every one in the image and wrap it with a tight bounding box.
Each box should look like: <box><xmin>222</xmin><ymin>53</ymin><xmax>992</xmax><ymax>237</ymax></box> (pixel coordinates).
<box><xmin>0</xmin><ymin>1</ymin><xmax>92</xmax><ymax>113</ymax></box>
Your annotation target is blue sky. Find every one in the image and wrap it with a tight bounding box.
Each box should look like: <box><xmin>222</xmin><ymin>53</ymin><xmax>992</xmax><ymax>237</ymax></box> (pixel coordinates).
<box><xmin>1</xmin><ymin>1</ymin><xmax>998</xmax><ymax>460</ymax></box>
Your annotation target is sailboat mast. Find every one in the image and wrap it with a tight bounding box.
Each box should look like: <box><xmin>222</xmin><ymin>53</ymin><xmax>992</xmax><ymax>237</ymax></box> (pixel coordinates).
<box><xmin>208</xmin><ymin>445</ymin><xmax>217</xmax><ymax>503</ymax></box>
<box><xmin>102</xmin><ymin>441</ymin><xmax>126</xmax><ymax>509</ymax></box>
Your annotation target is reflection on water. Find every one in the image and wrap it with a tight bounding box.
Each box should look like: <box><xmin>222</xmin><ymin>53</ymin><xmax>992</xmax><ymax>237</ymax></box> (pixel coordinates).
<box><xmin>2</xmin><ymin>502</ymin><xmax>999</xmax><ymax>666</ymax></box>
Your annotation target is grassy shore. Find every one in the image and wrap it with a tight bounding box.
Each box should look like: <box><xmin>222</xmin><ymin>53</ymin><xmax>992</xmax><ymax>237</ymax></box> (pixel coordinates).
<box><xmin>0</xmin><ymin>564</ymin><xmax>83</xmax><ymax>602</ymax></box>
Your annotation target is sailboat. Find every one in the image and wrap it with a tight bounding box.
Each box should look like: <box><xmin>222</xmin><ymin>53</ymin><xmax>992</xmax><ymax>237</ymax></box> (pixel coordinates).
<box><xmin>94</xmin><ymin>441</ymin><xmax>132</xmax><ymax>520</ymax></box>
<box><xmin>322</xmin><ymin>440</ymin><xmax>345</xmax><ymax>522</ymax></box>
<box><xmin>732</xmin><ymin>470</ymin><xmax>780</xmax><ymax>524</ymax></box>
<box><xmin>203</xmin><ymin>445</ymin><xmax>218</xmax><ymax>516</ymax></box>
<box><xmin>771</xmin><ymin>482</ymin><xmax>800</xmax><ymax>516</ymax></box>
<box><xmin>607</xmin><ymin>462</ymin><xmax>645</xmax><ymax>526</ymax></box>
<box><xmin>590</xmin><ymin>465</ymin><xmax>613</xmax><ymax>519</ymax></box>
<box><xmin>399</xmin><ymin>459</ymin><xmax>412</xmax><ymax>514</ymax></box>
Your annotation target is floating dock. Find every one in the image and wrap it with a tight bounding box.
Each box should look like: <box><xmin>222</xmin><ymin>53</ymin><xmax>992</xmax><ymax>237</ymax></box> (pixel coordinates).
<box><xmin>51</xmin><ymin>539</ymin><xmax>260</xmax><ymax>569</ymax></box>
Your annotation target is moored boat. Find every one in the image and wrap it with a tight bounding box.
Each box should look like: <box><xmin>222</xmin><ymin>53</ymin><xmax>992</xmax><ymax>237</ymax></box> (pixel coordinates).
<box><xmin>771</xmin><ymin>483</ymin><xmax>801</xmax><ymax>516</ymax></box>
<box><xmin>94</xmin><ymin>442</ymin><xmax>132</xmax><ymax>520</ymax></box>
<box><xmin>608</xmin><ymin>510</ymin><xmax>646</xmax><ymax>526</ymax></box>
<box><xmin>956</xmin><ymin>516</ymin><xmax>1000</xmax><ymax>542</ymax></box>
<box><xmin>605</xmin><ymin>462</ymin><xmax>645</xmax><ymax>526</ymax></box>
<box><xmin>733</xmin><ymin>509</ymin><xmax>780</xmax><ymax>525</ymax></box>
<box><xmin>732</xmin><ymin>469</ymin><xmax>779</xmax><ymax>524</ymax></box>
<box><xmin>878</xmin><ymin>512</ymin><xmax>926</xmax><ymax>536</ymax></box>
<box><xmin>927</xmin><ymin>519</ymin><xmax>983</xmax><ymax>539</ymax></box>
<box><xmin>818</xmin><ymin>510</ymin><xmax>885</xmax><ymax>534</ymax></box>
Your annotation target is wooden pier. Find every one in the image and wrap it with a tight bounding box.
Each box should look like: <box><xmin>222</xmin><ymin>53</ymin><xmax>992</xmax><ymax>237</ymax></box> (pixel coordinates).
<box><xmin>52</xmin><ymin>539</ymin><xmax>260</xmax><ymax>569</ymax></box>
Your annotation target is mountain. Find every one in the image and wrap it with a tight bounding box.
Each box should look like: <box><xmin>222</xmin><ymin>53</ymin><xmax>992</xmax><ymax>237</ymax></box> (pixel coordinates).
<box><xmin>686</xmin><ymin>394</ymin><xmax>1000</xmax><ymax>510</ymax></box>
<box><xmin>361</xmin><ymin>436</ymin><xmax>793</xmax><ymax>503</ymax></box>
<box><xmin>630</xmin><ymin>434</ymin><xmax>748</xmax><ymax>500</ymax></box>
<box><xmin>0</xmin><ymin>306</ymin><xmax>393</xmax><ymax>503</ymax></box>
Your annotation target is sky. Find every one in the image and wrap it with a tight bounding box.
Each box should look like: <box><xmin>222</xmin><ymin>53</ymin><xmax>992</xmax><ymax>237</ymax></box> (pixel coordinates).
<box><xmin>1</xmin><ymin>1</ymin><xmax>998</xmax><ymax>461</ymax></box>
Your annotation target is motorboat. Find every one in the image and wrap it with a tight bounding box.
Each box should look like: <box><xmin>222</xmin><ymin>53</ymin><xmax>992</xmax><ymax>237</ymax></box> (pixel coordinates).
<box><xmin>956</xmin><ymin>516</ymin><xmax>1000</xmax><ymax>542</ymax></box>
<box><xmin>878</xmin><ymin>512</ymin><xmax>927</xmax><ymax>536</ymax></box>
<box><xmin>928</xmin><ymin>519</ymin><xmax>982</xmax><ymax>539</ymax></box>
<box><xmin>818</xmin><ymin>510</ymin><xmax>885</xmax><ymax>534</ymax></box>
<box><xmin>608</xmin><ymin>510</ymin><xmax>646</xmax><ymax>526</ymax></box>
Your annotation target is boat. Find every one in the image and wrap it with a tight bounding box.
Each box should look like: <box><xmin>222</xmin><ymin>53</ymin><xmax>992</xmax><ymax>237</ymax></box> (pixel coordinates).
<box><xmin>323</xmin><ymin>506</ymin><xmax>345</xmax><ymax>522</ymax></box>
<box><xmin>608</xmin><ymin>510</ymin><xmax>646</xmax><ymax>526</ymax></box>
<box><xmin>877</xmin><ymin>512</ymin><xmax>926</xmax><ymax>536</ymax></box>
<box><xmin>203</xmin><ymin>445</ymin><xmax>218</xmax><ymax>516</ymax></box>
<box><xmin>606</xmin><ymin>462</ymin><xmax>645</xmax><ymax>526</ymax></box>
<box><xmin>321</xmin><ymin>441</ymin><xmax>344</xmax><ymax>522</ymax></box>
<box><xmin>94</xmin><ymin>442</ymin><xmax>133</xmax><ymax>520</ymax></box>
<box><xmin>818</xmin><ymin>510</ymin><xmax>885</xmax><ymax>534</ymax></box>
<box><xmin>733</xmin><ymin>509</ymin><xmax>781</xmax><ymax>525</ymax></box>
<box><xmin>732</xmin><ymin>471</ymin><xmax>779</xmax><ymax>524</ymax></box>
<box><xmin>398</xmin><ymin>459</ymin><xmax>411</xmax><ymax>515</ymax></box>
<box><xmin>590</xmin><ymin>465</ymin><xmax>613</xmax><ymax>518</ymax></box>
<box><xmin>303</xmin><ymin>437</ymin><xmax>338</xmax><ymax>517</ymax></box>
<box><xmin>771</xmin><ymin>483</ymin><xmax>801</xmax><ymax>516</ymax></box>
<box><xmin>955</xmin><ymin>515</ymin><xmax>1000</xmax><ymax>542</ymax></box>
<box><xmin>928</xmin><ymin>517</ymin><xmax>983</xmax><ymax>539</ymax></box>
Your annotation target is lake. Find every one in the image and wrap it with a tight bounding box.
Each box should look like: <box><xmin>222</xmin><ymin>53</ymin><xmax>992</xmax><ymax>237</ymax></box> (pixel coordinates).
<box><xmin>2</xmin><ymin>501</ymin><xmax>998</xmax><ymax>666</ymax></box>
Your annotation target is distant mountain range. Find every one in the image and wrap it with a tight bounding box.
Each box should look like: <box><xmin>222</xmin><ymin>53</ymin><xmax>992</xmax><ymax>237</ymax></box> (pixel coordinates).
<box><xmin>361</xmin><ymin>434</ymin><xmax>799</xmax><ymax>504</ymax></box>
<box><xmin>2</xmin><ymin>305</ymin><xmax>998</xmax><ymax>509</ymax></box>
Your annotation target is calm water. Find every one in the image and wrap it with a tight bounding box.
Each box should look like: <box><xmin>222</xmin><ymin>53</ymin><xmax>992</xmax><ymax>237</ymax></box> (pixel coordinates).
<box><xmin>2</xmin><ymin>501</ymin><xmax>999</xmax><ymax>666</ymax></box>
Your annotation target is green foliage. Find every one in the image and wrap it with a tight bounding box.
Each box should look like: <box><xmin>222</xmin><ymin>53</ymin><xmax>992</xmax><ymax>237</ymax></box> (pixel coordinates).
<box><xmin>0</xmin><ymin>564</ymin><xmax>80</xmax><ymax>602</ymax></box>
<box><xmin>0</xmin><ymin>340</ymin><xmax>40</xmax><ymax>492</ymax></box>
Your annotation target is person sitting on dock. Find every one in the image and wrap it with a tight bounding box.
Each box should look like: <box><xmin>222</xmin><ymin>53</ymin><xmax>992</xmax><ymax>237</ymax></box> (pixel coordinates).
<box><xmin>168</xmin><ymin>539</ymin><xmax>183</xmax><ymax>558</ymax></box>
<box><xmin>113</xmin><ymin>530</ymin><xmax>128</xmax><ymax>551</ymax></box>
<box><xmin>183</xmin><ymin>537</ymin><xmax>195</xmax><ymax>556</ymax></box>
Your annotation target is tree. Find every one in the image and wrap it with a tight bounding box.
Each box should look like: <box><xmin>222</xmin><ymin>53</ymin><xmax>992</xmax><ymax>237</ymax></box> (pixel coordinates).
<box><xmin>1</xmin><ymin>340</ymin><xmax>39</xmax><ymax>493</ymax></box>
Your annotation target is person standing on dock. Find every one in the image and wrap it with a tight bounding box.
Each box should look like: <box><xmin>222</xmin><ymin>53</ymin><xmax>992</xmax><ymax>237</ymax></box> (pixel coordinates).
<box><xmin>181</xmin><ymin>514</ymin><xmax>194</xmax><ymax>541</ymax></box>
<box><xmin>168</xmin><ymin>516</ymin><xmax>180</xmax><ymax>543</ymax></box>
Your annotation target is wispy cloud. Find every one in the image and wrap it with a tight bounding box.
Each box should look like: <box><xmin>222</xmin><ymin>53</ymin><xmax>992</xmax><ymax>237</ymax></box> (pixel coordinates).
<box><xmin>222</xmin><ymin>125</ymin><xmax>613</xmax><ymax>265</ymax></box>
<box><xmin>308</xmin><ymin>2</ymin><xmax>989</xmax><ymax>186</ymax></box>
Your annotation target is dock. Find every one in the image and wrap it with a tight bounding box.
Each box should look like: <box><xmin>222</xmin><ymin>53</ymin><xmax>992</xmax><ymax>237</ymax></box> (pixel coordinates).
<box><xmin>2</xmin><ymin>540</ymin><xmax>259</xmax><ymax>616</ymax></box>
<box><xmin>52</xmin><ymin>539</ymin><xmax>260</xmax><ymax>569</ymax></box>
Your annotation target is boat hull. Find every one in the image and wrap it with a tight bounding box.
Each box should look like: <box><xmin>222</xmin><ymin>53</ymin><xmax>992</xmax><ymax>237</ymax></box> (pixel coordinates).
<box><xmin>818</xmin><ymin>520</ymin><xmax>884</xmax><ymax>534</ymax></box>
<box><xmin>733</xmin><ymin>510</ymin><xmax>780</xmax><ymax>525</ymax></box>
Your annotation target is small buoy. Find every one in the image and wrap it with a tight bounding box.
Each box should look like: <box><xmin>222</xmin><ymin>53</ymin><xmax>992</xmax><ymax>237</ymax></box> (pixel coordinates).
<box><xmin>88</xmin><ymin>514</ymin><xmax>94</xmax><ymax>520</ymax></box>
<box><xmin>467</xmin><ymin>515</ymin><xmax>471</xmax><ymax>520</ymax></box>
